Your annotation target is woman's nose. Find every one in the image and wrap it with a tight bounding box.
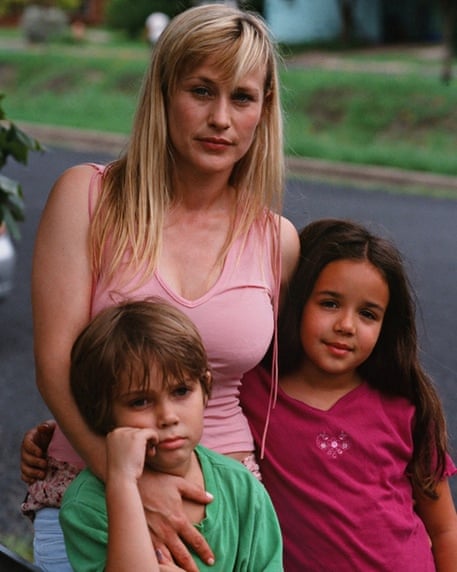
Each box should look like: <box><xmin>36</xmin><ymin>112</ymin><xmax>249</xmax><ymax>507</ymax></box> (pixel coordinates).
<box><xmin>208</xmin><ymin>98</ymin><xmax>230</xmax><ymax>130</ymax></box>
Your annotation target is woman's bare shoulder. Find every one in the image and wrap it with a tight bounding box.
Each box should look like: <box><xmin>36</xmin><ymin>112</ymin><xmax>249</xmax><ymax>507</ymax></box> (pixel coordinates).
<box><xmin>279</xmin><ymin>215</ymin><xmax>300</xmax><ymax>284</ymax></box>
<box><xmin>50</xmin><ymin>163</ymin><xmax>102</xmax><ymax>195</ymax></box>
<box><xmin>43</xmin><ymin>163</ymin><xmax>104</xmax><ymax>216</ymax></box>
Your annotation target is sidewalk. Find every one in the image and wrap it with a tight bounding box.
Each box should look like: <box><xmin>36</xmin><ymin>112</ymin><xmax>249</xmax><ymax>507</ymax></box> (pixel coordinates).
<box><xmin>19</xmin><ymin>121</ymin><xmax>457</xmax><ymax>193</ymax></box>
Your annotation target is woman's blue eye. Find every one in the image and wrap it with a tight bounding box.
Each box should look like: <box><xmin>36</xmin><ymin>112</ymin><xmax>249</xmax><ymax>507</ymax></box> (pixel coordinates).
<box><xmin>233</xmin><ymin>91</ymin><xmax>253</xmax><ymax>103</ymax></box>
<box><xmin>192</xmin><ymin>86</ymin><xmax>210</xmax><ymax>97</ymax></box>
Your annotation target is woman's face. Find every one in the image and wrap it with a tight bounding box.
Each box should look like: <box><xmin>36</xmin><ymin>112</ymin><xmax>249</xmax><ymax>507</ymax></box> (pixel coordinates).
<box><xmin>166</xmin><ymin>57</ymin><xmax>266</xmax><ymax>180</ymax></box>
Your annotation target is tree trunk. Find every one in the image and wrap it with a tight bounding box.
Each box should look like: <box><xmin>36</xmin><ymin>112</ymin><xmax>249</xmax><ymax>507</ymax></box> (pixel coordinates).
<box><xmin>438</xmin><ymin>0</ymin><xmax>457</xmax><ymax>83</ymax></box>
<box><xmin>339</xmin><ymin>0</ymin><xmax>357</xmax><ymax>46</ymax></box>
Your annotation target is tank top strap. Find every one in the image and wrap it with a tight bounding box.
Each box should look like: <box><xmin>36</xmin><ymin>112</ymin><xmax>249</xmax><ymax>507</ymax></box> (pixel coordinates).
<box><xmin>258</xmin><ymin>211</ymin><xmax>281</xmax><ymax>458</ymax></box>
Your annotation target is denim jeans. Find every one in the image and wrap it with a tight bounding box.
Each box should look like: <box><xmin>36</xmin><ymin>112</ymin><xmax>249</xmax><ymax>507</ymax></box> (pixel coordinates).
<box><xmin>33</xmin><ymin>508</ymin><xmax>72</xmax><ymax>572</ymax></box>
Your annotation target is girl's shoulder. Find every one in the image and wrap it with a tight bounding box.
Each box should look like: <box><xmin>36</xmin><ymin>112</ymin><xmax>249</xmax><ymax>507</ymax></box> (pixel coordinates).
<box><xmin>362</xmin><ymin>383</ymin><xmax>416</xmax><ymax>426</ymax></box>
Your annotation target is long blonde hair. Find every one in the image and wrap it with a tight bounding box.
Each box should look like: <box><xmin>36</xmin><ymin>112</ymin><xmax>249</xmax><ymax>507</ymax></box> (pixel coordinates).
<box><xmin>90</xmin><ymin>4</ymin><xmax>284</xmax><ymax>284</ymax></box>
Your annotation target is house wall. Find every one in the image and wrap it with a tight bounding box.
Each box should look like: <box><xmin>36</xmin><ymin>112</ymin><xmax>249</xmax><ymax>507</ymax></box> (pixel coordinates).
<box><xmin>265</xmin><ymin>0</ymin><xmax>381</xmax><ymax>44</ymax></box>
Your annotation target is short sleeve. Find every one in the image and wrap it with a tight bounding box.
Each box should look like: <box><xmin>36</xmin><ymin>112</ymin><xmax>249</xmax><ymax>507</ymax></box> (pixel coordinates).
<box><xmin>443</xmin><ymin>452</ymin><xmax>457</xmax><ymax>479</ymax></box>
<box><xmin>59</xmin><ymin>471</ymin><xmax>108</xmax><ymax>572</ymax></box>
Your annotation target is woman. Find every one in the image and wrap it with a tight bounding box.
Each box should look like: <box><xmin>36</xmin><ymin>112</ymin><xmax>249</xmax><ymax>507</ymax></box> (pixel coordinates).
<box><xmin>21</xmin><ymin>5</ymin><xmax>299</xmax><ymax>571</ymax></box>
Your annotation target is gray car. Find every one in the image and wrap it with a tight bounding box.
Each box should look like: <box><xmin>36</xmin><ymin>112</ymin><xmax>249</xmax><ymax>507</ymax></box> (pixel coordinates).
<box><xmin>0</xmin><ymin>225</ymin><xmax>16</xmax><ymax>300</ymax></box>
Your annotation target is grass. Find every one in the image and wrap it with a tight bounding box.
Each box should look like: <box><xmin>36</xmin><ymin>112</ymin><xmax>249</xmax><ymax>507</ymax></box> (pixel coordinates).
<box><xmin>282</xmin><ymin>68</ymin><xmax>457</xmax><ymax>175</ymax></box>
<box><xmin>0</xmin><ymin>533</ymin><xmax>34</xmax><ymax>562</ymax></box>
<box><xmin>1</xmin><ymin>27</ymin><xmax>457</xmax><ymax>176</ymax></box>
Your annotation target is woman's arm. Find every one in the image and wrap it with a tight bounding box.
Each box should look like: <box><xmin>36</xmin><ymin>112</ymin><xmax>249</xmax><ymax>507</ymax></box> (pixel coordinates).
<box><xmin>414</xmin><ymin>479</ymin><xmax>457</xmax><ymax>571</ymax></box>
<box><xmin>138</xmin><ymin>471</ymin><xmax>215</xmax><ymax>571</ymax></box>
<box><xmin>32</xmin><ymin>164</ymin><xmax>107</xmax><ymax>478</ymax></box>
<box><xmin>31</xmin><ymin>165</ymin><xmax>214</xmax><ymax>570</ymax></box>
<box><xmin>279</xmin><ymin>216</ymin><xmax>300</xmax><ymax>307</ymax></box>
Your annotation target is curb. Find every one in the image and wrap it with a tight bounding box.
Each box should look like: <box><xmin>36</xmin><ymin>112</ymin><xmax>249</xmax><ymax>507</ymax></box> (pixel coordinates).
<box><xmin>19</xmin><ymin>122</ymin><xmax>457</xmax><ymax>193</ymax></box>
<box><xmin>18</xmin><ymin>122</ymin><xmax>129</xmax><ymax>156</ymax></box>
<box><xmin>286</xmin><ymin>157</ymin><xmax>457</xmax><ymax>192</ymax></box>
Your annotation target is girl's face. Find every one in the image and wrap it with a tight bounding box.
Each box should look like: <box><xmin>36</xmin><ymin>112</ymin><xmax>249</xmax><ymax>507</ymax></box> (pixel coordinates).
<box><xmin>300</xmin><ymin>259</ymin><xmax>389</xmax><ymax>385</ymax></box>
<box><xmin>166</xmin><ymin>57</ymin><xmax>266</xmax><ymax>180</ymax></box>
<box><xmin>111</xmin><ymin>362</ymin><xmax>207</xmax><ymax>476</ymax></box>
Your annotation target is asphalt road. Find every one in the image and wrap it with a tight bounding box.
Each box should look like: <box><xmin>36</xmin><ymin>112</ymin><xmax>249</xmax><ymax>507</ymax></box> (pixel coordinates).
<box><xmin>1</xmin><ymin>146</ymin><xmax>456</xmax><ymax>543</ymax></box>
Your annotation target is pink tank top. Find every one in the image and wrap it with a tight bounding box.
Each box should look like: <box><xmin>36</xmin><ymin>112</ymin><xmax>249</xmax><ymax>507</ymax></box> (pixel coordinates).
<box><xmin>49</xmin><ymin>164</ymin><xmax>279</xmax><ymax>464</ymax></box>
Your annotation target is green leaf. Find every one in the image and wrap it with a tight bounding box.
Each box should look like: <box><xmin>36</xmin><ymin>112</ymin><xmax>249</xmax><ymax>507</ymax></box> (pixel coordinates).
<box><xmin>0</xmin><ymin>94</ymin><xmax>44</xmax><ymax>235</ymax></box>
<box><xmin>0</xmin><ymin>173</ymin><xmax>22</xmax><ymax>197</ymax></box>
<box><xmin>2</xmin><ymin>207</ymin><xmax>21</xmax><ymax>241</ymax></box>
<box><xmin>0</xmin><ymin>174</ymin><xmax>25</xmax><ymax>224</ymax></box>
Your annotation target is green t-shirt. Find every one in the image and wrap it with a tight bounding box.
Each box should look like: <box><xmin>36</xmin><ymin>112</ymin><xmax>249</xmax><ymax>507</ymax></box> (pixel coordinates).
<box><xmin>60</xmin><ymin>445</ymin><xmax>283</xmax><ymax>571</ymax></box>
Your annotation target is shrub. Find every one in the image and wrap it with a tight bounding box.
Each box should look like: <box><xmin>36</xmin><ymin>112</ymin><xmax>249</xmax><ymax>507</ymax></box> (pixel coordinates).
<box><xmin>105</xmin><ymin>0</ymin><xmax>192</xmax><ymax>39</ymax></box>
<box><xmin>21</xmin><ymin>5</ymin><xmax>69</xmax><ymax>43</ymax></box>
<box><xmin>0</xmin><ymin>94</ymin><xmax>43</xmax><ymax>239</ymax></box>
<box><xmin>0</xmin><ymin>0</ymin><xmax>82</xmax><ymax>18</ymax></box>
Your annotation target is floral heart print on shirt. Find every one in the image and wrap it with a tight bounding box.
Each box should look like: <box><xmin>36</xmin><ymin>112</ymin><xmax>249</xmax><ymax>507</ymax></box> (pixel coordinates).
<box><xmin>316</xmin><ymin>431</ymin><xmax>351</xmax><ymax>458</ymax></box>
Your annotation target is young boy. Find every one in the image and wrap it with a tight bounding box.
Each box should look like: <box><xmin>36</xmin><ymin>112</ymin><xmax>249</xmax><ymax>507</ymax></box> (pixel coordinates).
<box><xmin>59</xmin><ymin>299</ymin><xmax>283</xmax><ymax>571</ymax></box>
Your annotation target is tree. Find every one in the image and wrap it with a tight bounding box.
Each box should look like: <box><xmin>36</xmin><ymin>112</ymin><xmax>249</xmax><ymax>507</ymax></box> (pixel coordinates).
<box><xmin>0</xmin><ymin>0</ymin><xmax>82</xmax><ymax>18</ymax></box>
<box><xmin>106</xmin><ymin>0</ymin><xmax>192</xmax><ymax>39</ymax></box>
<box><xmin>337</xmin><ymin>0</ymin><xmax>358</xmax><ymax>46</ymax></box>
<box><xmin>436</xmin><ymin>0</ymin><xmax>457</xmax><ymax>83</ymax></box>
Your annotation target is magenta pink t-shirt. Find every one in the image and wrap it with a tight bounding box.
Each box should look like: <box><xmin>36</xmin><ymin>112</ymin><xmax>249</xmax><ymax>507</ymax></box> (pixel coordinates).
<box><xmin>240</xmin><ymin>365</ymin><xmax>457</xmax><ymax>571</ymax></box>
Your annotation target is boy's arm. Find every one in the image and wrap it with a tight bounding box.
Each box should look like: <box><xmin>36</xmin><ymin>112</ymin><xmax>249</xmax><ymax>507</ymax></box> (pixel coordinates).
<box><xmin>60</xmin><ymin>428</ymin><xmax>187</xmax><ymax>572</ymax></box>
<box><xmin>414</xmin><ymin>479</ymin><xmax>457</xmax><ymax>571</ymax></box>
<box><xmin>105</xmin><ymin>476</ymin><xmax>159</xmax><ymax>571</ymax></box>
<box><xmin>104</xmin><ymin>427</ymin><xmax>161</xmax><ymax>572</ymax></box>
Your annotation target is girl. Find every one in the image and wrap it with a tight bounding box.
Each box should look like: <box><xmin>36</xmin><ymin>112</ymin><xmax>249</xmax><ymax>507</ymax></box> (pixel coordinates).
<box><xmin>241</xmin><ymin>218</ymin><xmax>457</xmax><ymax>571</ymax></box>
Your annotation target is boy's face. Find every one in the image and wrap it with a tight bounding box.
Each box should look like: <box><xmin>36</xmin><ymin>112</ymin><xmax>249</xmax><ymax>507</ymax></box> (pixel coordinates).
<box><xmin>111</xmin><ymin>361</ymin><xmax>207</xmax><ymax>476</ymax></box>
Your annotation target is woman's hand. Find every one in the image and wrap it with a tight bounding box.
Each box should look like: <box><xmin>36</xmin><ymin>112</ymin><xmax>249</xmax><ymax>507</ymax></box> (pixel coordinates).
<box><xmin>20</xmin><ymin>420</ymin><xmax>56</xmax><ymax>484</ymax></box>
<box><xmin>138</xmin><ymin>470</ymin><xmax>215</xmax><ymax>572</ymax></box>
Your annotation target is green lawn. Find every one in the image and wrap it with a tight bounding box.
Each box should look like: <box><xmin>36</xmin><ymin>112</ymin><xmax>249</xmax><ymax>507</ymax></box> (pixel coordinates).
<box><xmin>1</xmin><ymin>29</ymin><xmax>457</xmax><ymax>176</ymax></box>
<box><xmin>282</xmin><ymin>68</ymin><xmax>457</xmax><ymax>175</ymax></box>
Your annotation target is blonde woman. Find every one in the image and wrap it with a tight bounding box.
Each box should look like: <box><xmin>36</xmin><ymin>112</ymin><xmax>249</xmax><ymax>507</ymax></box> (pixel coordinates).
<box><xmin>21</xmin><ymin>5</ymin><xmax>299</xmax><ymax>571</ymax></box>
